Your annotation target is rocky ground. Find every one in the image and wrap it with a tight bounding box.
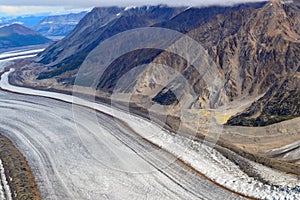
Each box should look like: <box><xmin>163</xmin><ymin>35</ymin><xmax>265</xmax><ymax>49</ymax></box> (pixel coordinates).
<box><xmin>0</xmin><ymin>134</ymin><xmax>41</xmax><ymax>200</ymax></box>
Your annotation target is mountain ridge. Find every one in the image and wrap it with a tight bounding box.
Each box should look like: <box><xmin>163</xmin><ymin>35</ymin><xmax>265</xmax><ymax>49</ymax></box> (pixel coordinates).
<box><xmin>0</xmin><ymin>24</ymin><xmax>51</xmax><ymax>48</ymax></box>
<box><xmin>9</xmin><ymin>1</ymin><xmax>300</xmax><ymax>127</ymax></box>
<box><xmin>33</xmin><ymin>11</ymin><xmax>88</xmax><ymax>37</ymax></box>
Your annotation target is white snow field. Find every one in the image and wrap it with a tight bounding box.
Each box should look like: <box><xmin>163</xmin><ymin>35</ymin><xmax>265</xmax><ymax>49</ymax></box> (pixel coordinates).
<box><xmin>0</xmin><ymin>52</ymin><xmax>299</xmax><ymax>199</ymax></box>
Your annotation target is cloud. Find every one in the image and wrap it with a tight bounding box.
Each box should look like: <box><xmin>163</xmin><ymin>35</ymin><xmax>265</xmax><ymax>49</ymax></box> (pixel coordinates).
<box><xmin>0</xmin><ymin>6</ymin><xmax>18</xmax><ymax>14</ymax></box>
<box><xmin>0</xmin><ymin>0</ymin><xmax>267</xmax><ymax>16</ymax></box>
<box><xmin>0</xmin><ymin>6</ymin><xmax>58</xmax><ymax>16</ymax></box>
<box><xmin>0</xmin><ymin>5</ymin><xmax>91</xmax><ymax>16</ymax></box>
<box><xmin>0</xmin><ymin>0</ymin><xmax>267</xmax><ymax>7</ymax></box>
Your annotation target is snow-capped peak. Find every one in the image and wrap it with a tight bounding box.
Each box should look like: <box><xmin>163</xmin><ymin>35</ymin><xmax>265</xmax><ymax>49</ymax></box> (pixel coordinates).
<box><xmin>124</xmin><ymin>6</ymin><xmax>137</xmax><ymax>11</ymax></box>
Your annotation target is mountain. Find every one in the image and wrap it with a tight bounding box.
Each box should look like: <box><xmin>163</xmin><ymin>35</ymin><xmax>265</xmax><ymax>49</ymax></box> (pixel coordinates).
<box><xmin>227</xmin><ymin>73</ymin><xmax>300</xmax><ymax>126</ymax></box>
<box><xmin>0</xmin><ymin>15</ymin><xmax>46</xmax><ymax>28</ymax></box>
<box><xmin>0</xmin><ymin>24</ymin><xmax>51</xmax><ymax>48</ymax></box>
<box><xmin>222</xmin><ymin>0</ymin><xmax>300</xmax><ymax>126</ymax></box>
<box><xmin>33</xmin><ymin>12</ymin><xmax>88</xmax><ymax>38</ymax></box>
<box><xmin>154</xmin><ymin>2</ymin><xmax>266</xmax><ymax>33</ymax></box>
<box><xmin>36</xmin><ymin>6</ymin><xmax>185</xmax><ymax>79</ymax></box>
<box><xmin>10</xmin><ymin>1</ymin><xmax>300</xmax><ymax>126</ymax></box>
<box><xmin>35</xmin><ymin>3</ymin><xmax>263</xmax><ymax>80</ymax></box>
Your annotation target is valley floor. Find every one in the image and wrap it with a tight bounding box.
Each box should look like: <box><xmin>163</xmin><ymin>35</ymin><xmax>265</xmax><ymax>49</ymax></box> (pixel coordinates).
<box><xmin>0</xmin><ymin>50</ymin><xmax>299</xmax><ymax>199</ymax></box>
<box><xmin>0</xmin><ymin>75</ymin><xmax>244</xmax><ymax>200</ymax></box>
<box><xmin>0</xmin><ymin>69</ymin><xmax>299</xmax><ymax>199</ymax></box>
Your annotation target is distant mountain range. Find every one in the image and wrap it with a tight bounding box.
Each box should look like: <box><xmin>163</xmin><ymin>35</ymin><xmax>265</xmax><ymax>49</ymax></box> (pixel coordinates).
<box><xmin>0</xmin><ymin>12</ymin><xmax>88</xmax><ymax>39</ymax></box>
<box><xmin>33</xmin><ymin>12</ymin><xmax>88</xmax><ymax>38</ymax></box>
<box><xmin>0</xmin><ymin>24</ymin><xmax>51</xmax><ymax>48</ymax></box>
<box><xmin>0</xmin><ymin>15</ymin><xmax>46</xmax><ymax>28</ymax></box>
<box><xmin>10</xmin><ymin>0</ymin><xmax>300</xmax><ymax>127</ymax></box>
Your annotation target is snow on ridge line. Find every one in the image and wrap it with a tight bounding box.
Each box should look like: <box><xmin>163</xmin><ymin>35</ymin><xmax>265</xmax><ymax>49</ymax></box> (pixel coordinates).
<box><xmin>124</xmin><ymin>6</ymin><xmax>137</xmax><ymax>11</ymax></box>
<box><xmin>0</xmin><ymin>159</ymin><xmax>13</xmax><ymax>200</ymax></box>
<box><xmin>0</xmin><ymin>69</ymin><xmax>299</xmax><ymax>199</ymax></box>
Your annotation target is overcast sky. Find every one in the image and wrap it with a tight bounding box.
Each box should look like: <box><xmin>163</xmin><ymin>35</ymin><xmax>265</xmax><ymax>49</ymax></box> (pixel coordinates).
<box><xmin>0</xmin><ymin>0</ymin><xmax>267</xmax><ymax>17</ymax></box>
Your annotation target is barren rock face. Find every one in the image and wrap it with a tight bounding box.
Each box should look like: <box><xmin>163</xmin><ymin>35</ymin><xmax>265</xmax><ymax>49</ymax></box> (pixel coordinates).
<box><xmin>227</xmin><ymin>72</ymin><xmax>300</xmax><ymax>126</ymax></box>
<box><xmin>221</xmin><ymin>1</ymin><xmax>300</xmax><ymax>126</ymax></box>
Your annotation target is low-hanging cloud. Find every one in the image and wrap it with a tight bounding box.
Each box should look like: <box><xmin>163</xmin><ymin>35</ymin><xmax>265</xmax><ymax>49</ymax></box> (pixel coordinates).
<box><xmin>0</xmin><ymin>0</ymin><xmax>268</xmax><ymax>16</ymax></box>
<box><xmin>0</xmin><ymin>0</ymin><xmax>268</xmax><ymax>8</ymax></box>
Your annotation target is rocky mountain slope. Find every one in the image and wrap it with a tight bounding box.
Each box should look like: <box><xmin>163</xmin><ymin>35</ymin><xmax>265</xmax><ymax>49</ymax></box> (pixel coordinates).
<box><xmin>227</xmin><ymin>68</ymin><xmax>300</xmax><ymax>126</ymax></box>
<box><xmin>154</xmin><ymin>2</ymin><xmax>266</xmax><ymax>33</ymax></box>
<box><xmin>10</xmin><ymin>1</ymin><xmax>300</xmax><ymax>126</ymax></box>
<box><xmin>33</xmin><ymin>12</ymin><xmax>88</xmax><ymax>38</ymax></box>
<box><xmin>0</xmin><ymin>24</ymin><xmax>51</xmax><ymax>48</ymax></box>
<box><xmin>36</xmin><ymin>6</ymin><xmax>185</xmax><ymax>80</ymax></box>
<box><xmin>223</xmin><ymin>0</ymin><xmax>300</xmax><ymax>126</ymax></box>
